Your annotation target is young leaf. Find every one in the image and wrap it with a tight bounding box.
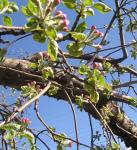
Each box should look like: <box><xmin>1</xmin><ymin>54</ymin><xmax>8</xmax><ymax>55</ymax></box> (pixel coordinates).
<box><xmin>3</xmin><ymin>15</ymin><xmax>12</xmax><ymax>26</ymax></box>
<box><xmin>83</xmin><ymin>0</ymin><xmax>93</xmax><ymax>6</ymax></box>
<box><xmin>75</xmin><ymin>22</ymin><xmax>87</xmax><ymax>33</ymax></box>
<box><xmin>78</xmin><ymin>64</ymin><xmax>91</xmax><ymax>76</ymax></box>
<box><xmin>33</xmin><ymin>33</ymin><xmax>46</xmax><ymax>43</ymax></box>
<box><xmin>70</xmin><ymin>32</ymin><xmax>87</xmax><ymax>41</ymax></box>
<box><xmin>48</xmin><ymin>39</ymin><xmax>58</xmax><ymax>61</ymax></box>
<box><xmin>67</xmin><ymin>42</ymin><xmax>83</xmax><ymax>57</ymax></box>
<box><xmin>21</xmin><ymin>6</ymin><xmax>32</xmax><ymax>16</ymax></box>
<box><xmin>4</xmin><ymin>130</ymin><xmax>16</xmax><ymax>140</ymax></box>
<box><xmin>27</xmin><ymin>0</ymin><xmax>39</xmax><ymax>15</ymax></box>
<box><xmin>18</xmin><ymin>130</ymin><xmax>35</xmax><ymax>145</ymax></box>
<box><xmin>93</xmin><ymin>2</ymin><xmax>112</xmax><ymax>14</ymax></box>
<box><xmin>83</xmin><ymin>8</ymin><xmax>94</xmax><ymax>16</ymax></box>
<box><xmin>62</xmin><ymin>0</ymin><xmax>76</xmax><ymax>9</ymax></box>
<box><xmin>46</xmin><ymin>26</ymin><xmax>57</xmax><ymax>39</ymax></box>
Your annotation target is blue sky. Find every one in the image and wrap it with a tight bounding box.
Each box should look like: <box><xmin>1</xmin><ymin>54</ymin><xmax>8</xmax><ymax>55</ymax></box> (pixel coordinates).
<box><xmin>0</xmin><ymin>0</ymin><xmax>137</xmax><ymax>149</ymax></box>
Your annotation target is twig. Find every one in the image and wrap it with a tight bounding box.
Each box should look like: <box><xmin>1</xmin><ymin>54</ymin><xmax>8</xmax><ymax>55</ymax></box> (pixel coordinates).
<box><xmin>88</xmin><ymin>101</ymin><xmax>118</xmax><ymax>144</ymax></box>
<box><xmin>34</xmin><ymin>94</ymin><xmax>91</xmax><ymax>149</ymax></box>
<box><xmin>88</xmin><ymin>113</ymin><xmax>93</xmax><ymax>150</ymax></box>
<box><xmin>64</xmin><ymin>89</ymin><xmax>79</xmax><ymax>150</ymax></box>
<box><xmin>114</xmin><ymin>0</ymin><xmax>128</xmax><ymax>62</ymax></box>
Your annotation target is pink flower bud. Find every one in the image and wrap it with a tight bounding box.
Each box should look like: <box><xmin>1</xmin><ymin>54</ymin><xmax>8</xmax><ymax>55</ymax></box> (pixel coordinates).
<box><xmin>63</xmin><ymin>140</ymin><xmax>73</xmax><ymax>147</ymax></box>
<box><xmin>55</xmin><ymin>11</ymin><xmax>63</xmax><ymax>16</ymax></box>
<box><xmin>98</xmin><ymin>32</ymin><xmax>104</xmax><ymax>37</ymax></box>
<box><xmin>68</xmin><ymin>141</ymin><xmax>73</xmax><ymax>147</ymax></box>
<box><xmin>63</xmin><ymin>26</ymin><xmax>69</xmax><ymax>32</ymax></box>
<box><xmin>42</xmin><ymin>52</ymin><xmax>50</xmax><ymax>58</ymax></box>
<box><xmin>22</xmin><ymin>118</ymin><xmax>31</xmax><ymax>125</ymax></box>
<box><xmin>63</xmin><ymin>19</ymin><xmax>69</xmax><ymax>26</ymax></box>
<box><xmin>91</xmin><ymin>25</ymin><xmax>97</xmax><ymax>31</ymax></box>
<box><xmin>62</xmin><ymin>14</ymin><xmax>67</xmax><ymax>19</ymax></box>
<box><xmin>96</xmin><ymin>45</ymin><xmax>102</xmax><ymax>50</ymax></box>
<box><xmin>93</xmin><ymin>62</ymin><xmax>102</xmax><ymax>69</ymax></box>
<box><xmin>37</xmin><ymin>52</ymin><xmax>43</xmax><ymax>59</ymax></box>
<box><xmin>94</xmin><ymin>30</ymin><xmax>100</xmax><ymax>35</ymax></box>
<box><xmin>54</xmin><ymin>0</ymin><xmax>61</xmax><ymax>5</ymax></box>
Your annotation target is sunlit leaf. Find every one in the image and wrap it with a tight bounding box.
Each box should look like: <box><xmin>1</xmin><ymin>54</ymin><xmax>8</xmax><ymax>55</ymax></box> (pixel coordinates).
<box><xmin>3</xmin><ymin>15</ymin><xmax>12</xmax><ymax>26</ymax></box>
<box><xmin>48</xmin><ymin>39</ymin><xmax>58</xmax><ymax>61</ymax></box>
<box><xmin>93</xmin><ymin>2</ymin><xmax>112</xmax><ymax>14</ymax></box>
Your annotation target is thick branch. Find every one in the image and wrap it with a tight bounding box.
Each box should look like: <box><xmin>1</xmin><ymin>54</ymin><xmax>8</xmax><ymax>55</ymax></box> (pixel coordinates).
<box><xmin>0</xmin><ymin>57</ymin><xmax>137</xmax><ymax>149</ymax></box>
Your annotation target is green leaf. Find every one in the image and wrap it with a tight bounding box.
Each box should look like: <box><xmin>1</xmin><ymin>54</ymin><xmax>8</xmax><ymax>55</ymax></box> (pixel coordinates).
<box><xmin>3</xmin><ymin>15</ymin><xmax>12</xmax><ymax>26</ymax></box>
<box><xmin>29</xmin><ymin>63</ymin><xmax>37</xmax><ymax>69</ymax></box>
<box><xmin>81</xmin><ymin>8</ymin><xmax>94</xmax><ymax>18</ymax></box>
<box><xmin>70</xmin><ymin>32</ymin><xmax>87</xmax><ymax>41</ymax></box>
<box><xmin>67</xmin><ymin>42</ymin><xmax>83</xmax><ymax>57</ymax></box>
<box><xmin>90</xmin><ymin>91</ymin><xmax>99</xmax><ymax>103</ymax></box>
<box><xmin>0</xmin><ymin>48</ymin><xmax>7</xmax><ymax>62</ymax></box>
<box><xmin>30</xmin><ymin>145</ymin><xmax>37</xmax><ymax>150</ymax></box>
<box><xmin>84</xmin><ymin>8</ymin><xmax>94</xmax><ymax>16</ymax></box>
<box><xmin>0</xmin><ymin>0</ymin><xmax>8</xmax><ymax>12</ymax></box>
<box><xmin>62</xmin><ymin>0</ymin><xmax>76</xmax><ymax>9</ymax></box>
<box><xmin>42</xmin><ymin>67</ymin><xmax>54</xmax><ymax>80</ymax></box>
<box><xmin>27</xmin><ymin>0</ymin><xmax>39</xmax><ymax>15</ymax></box>
<box><xmin>48</xmin><ymin>85</ymin><xmax>59</xmax><ymax>95</ymax></box>
<box><xmin>75</xmin><ymin>95</ymin><xmax>84</xmax><ymax>111</ymax></box>
<box><xmin>33</xmin><ymin>33</ymin><xmax>46</xmax><ymax>43</ymax></box>
<box><xmin>46</xmin><ymin>26</ymin><xmax>57</xmax><ymax>39</ymax></box>
<box><xmin>1</xmin><ymin>123</ymin><xmax>21</xmax><ymax>131</ymax></box>
<box><xmin>83</xmin><ymin>0</ymin><xmax>93</xmax><ymax>6</ymax></box>
<box><xmin>78</xmin><ymin>64</ymin><xmax>91</xmax><ymax>76</ymax></box>
<box><xmin>18</xmin><ymin>130</ymin><xmax>35</xmax><ymax>144</ymax></box>
<box><xmin>26</xmin><ymin>17</ymin><xmax>38</xmax><ymax>27</ymax></box>
<box><xmin>93</xmin><ymin>2</ymin><xmax>112</xmax><ymax>14</ymax></box>
<box><xmin>75</xmin><ymin>22</ymin><xmax>87</xmax><ymax>33</ymax></box>
<box><xmin>21</xmin><ymin>6</ymin><xmax>32</xmax><ymax>16</ymax></box>
<box><xmin>4</xmin><ymin>130</ymin><xmax>16</xmax><ymax>140</ymax></box>
<box><xmin>48</xmin><ymin>39</ymin><xmax>58</xmax><ymax>61</ymax></box>
<box><xmin>10</xmin><ymin>3</ymin><xmax>19</xmax><ymax>12</ymax></box>
<box><xmin>126</xmin><ymin>20</ymin><xmax>137</xmax><ymax>32</ymax></box>
<box><xmin>2</xmin><ymin>0</ymin><xmax>8</xmax><ymax>6</ymax></box>
<box><xmin>57</xmin><ymin>144</ymin><xmax>63</xmax><ymax>150</ymax></box>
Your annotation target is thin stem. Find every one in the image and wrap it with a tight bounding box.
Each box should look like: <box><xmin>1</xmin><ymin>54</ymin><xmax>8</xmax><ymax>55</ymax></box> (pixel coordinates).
<box><xmin>88</xmin><ymin>114</ymin><xmax>93</xmax><ymax>150</ymax></box>
<box><xmin>64</xmin><ymin>90</ymin><xmax>79</xmax><ymax>150</ymax></box>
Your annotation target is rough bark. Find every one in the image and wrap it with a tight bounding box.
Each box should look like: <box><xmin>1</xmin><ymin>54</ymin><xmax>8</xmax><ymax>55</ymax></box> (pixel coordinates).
<box><xmin>0</xmin><ymin>57</ymin><xmax>137</xmax><ymax>149</ymax></box>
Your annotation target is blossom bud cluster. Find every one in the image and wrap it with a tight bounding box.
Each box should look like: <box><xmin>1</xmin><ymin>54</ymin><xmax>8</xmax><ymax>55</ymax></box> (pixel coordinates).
<box><xmin>22</xmin><ymin>118</ymin><xmax>31</xmax><ymax>125</ymax></box>
<box><xmin>93</xmin><ymin>62</ymin><xmax>102</xmax><ymax>69</ymax></box>
<box><xmin>91</xmin><ymin>25</ymin><xmax>104</xmax><ymax>37</ymax></box>
<box><xmin>55</xmin><ymin>11</ymin><xmax>70</xmax><ymax>31</ymax></box>
<box><xmin>90</xmin><ymin>25</ymin><xmax>104</xmax><ymax>50</ymax></box>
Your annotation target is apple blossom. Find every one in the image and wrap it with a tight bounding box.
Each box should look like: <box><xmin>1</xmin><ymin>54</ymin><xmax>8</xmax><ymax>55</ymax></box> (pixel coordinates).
<box><xmin>57</xmin><ymin>33</ymin><xmax>63</xmax><ymax>39</ymax></box>
<box><xmin>63</xmin><ymin>140</ymin><xmax>73</xmax><ymax>147</ymax></box>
